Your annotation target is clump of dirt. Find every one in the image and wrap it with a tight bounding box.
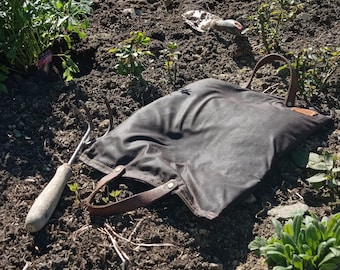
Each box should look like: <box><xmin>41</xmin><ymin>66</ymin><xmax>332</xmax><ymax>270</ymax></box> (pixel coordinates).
<box><xmin>0</xmin><ymin>0</ymin><xmax>339</xmax><ymax>269</ymax></box>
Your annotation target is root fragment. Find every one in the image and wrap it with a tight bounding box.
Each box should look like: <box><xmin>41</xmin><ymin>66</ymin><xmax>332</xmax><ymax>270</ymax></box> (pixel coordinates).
<box><xmin>98</xmin><ymin>220</ymin><xmax>176</xmax><ymax>269</ymax></box>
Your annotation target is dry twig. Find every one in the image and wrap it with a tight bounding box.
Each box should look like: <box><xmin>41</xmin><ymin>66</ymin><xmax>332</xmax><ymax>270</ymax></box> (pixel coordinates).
<box><xmin>127</xmin><ymin>218</ymin><xmax>144</xmax><ymax>241</ymax></box>
<box><xmin>22</xmin><ymin>261</ymin><xmax>32</xmax><ymax>270</ymax></box>
<box><xmin>98</xmin><ymin>220</ymin><xmax>176</xmax><ymax>269</ymax></box>
<box><xmin>99</xmin><ymin>227</ymin><xmax>130</xmax><ymax>269</ymax></box>
<box><xmin>104</xmin><ymin>223</ymin><xmax>175</xmax><ymax>248</ymax></box>
<box><xmin>72</xmin><ymin>225</ymin><xmax>93</xmax><ymax>242</ymax></box>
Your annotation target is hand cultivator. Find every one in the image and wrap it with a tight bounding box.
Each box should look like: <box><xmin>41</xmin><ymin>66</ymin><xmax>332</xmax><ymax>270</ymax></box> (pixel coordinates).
<box><xmin>25</xmin><ymin>99</ymin><xmax>113</xmax><ymax>232</ymax></box>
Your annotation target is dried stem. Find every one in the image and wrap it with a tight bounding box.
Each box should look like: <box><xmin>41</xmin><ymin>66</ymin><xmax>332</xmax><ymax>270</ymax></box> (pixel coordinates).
<box><xmin>104</xmin><ymin>223</ymin><xmax>175</xmax><ymax>248</ymax></box>
<box><xmin>98</xmin><ymin>227</ymin><xmax>130</xmax><ymax>269</ymax></box>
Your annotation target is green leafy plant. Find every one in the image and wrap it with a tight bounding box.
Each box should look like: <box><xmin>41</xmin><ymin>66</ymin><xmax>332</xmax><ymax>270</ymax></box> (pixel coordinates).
<box><xmin>58</xmin><ymin>52</ymin><xmax>80</xmax><ymax>82</ymax></box>
<box><xmin>305</xmin><ymin>152</ymin><xmax>340</xmax><ymax>190</ymax></box>
<box><xmin>0</xmin><ymin>0</ymin><xmax>92</xmax><ymax>83</ymax></box>
<box><xmin>284</xmin><ymin>47</ymin><xmax>340</xmax><ymax>99</ymax></box>
<box><xmin>293</xmin><ymin>150</ymin><xmax>340</xmax><ymax>191</ymax></box>
<box><xmin>160</xmin><ymin>42</ymin><xmax>180</xmax><ymax>87</ymax></box>
<box><xmin>67</xmin><ymin>182</ymin><xmax>80</xmax><ymax>203</ymax></box>
<box><xmin>248</xmin><ymin>212</ymin><xmax>340</xmax><ymax>270</ymax></box>
<box><xmin>247</xmin><ymin>0</ymin><xmax>303</xmax><ymax>54</ymax></box>
<box><xmin>101</xmin><ymin>189</ymin><xmax>122</xmax><ymax>203</ymax></box>
<box><xmin>109</xmin><ymin>31</ymin><xmax>154</xmax><ymax>82</ymax></box>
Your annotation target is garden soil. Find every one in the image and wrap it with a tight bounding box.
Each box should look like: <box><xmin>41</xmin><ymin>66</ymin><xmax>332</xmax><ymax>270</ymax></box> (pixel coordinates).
<box><xmin>0</xmin><ymin>0</ymin><xmax>339</xmax><ymax>269</ymax></box>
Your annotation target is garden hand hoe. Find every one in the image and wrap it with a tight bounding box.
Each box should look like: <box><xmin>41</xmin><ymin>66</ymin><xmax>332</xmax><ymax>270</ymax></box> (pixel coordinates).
<box><xmin>25</xmin><ymin>99</ymin><xmax>113</xmax><ymax>232</ymax></box>
<box><xmin>182</xmin><ymin>10</ymin><xmax>244</xmax><ymax>35</ymax></box>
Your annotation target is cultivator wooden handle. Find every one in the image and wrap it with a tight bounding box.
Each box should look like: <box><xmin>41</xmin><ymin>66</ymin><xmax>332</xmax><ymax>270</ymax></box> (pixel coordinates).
<box><xmin>25</xmin><ymin>98</ymin><xmax>113</xmax><ymax>233</ymax></box>
<box><xmin>25</xmin><ymin>163</ymin><xmax>73</xmax><ymax>232</ymax></box>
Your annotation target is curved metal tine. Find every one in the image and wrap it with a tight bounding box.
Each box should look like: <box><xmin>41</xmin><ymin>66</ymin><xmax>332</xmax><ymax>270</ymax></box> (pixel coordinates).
<box><xmin>79</xmin><ymin>101</ymin><xmax>95</xmax><ymax>145</ymax></box>
<box><xmin>103</xmin><ymin>97</ymin><xmax>114</xmax><ymax>137</ymax></box>
<box><xmin>68</xmin><ymin>101</ymin><xmax>94</xmax><ymax>165</ymax></box>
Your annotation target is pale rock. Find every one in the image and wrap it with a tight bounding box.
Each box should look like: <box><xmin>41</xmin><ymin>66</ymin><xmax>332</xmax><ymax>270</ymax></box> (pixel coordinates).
<box><xmin>268</xmin><ymin>202</ymin><xmax>309</xmax><ymax>219</ymax></box>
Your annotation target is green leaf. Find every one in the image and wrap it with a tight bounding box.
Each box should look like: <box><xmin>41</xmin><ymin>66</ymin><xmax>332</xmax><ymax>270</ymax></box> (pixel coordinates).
<box><xmin>318</xmin><ymin>248</ymin><xmax>340</xmax><ymax>267</ymax></box>
<box><xmin>281</xmin><ymin>233</ymin><xmax>299</xmax><ymax>254</ymax></box>
<box><xmin>312</xmin><ymin>219</ymin><xmax>327</xmax><ymax>241</ymax></box>
<box><xmin>332</xmin><ymin>167</ymin><xmax>340</xmax><ymax>177</ymax></box>
<box><xmin>329</xmin><ymin>247</ymin><xmax>340</xmax><ymax>257</ymax></box>
<box><xmin>77</xmin><ymin>31</ymin><xmax>86</xmax><ymax>39</ymax></box>
<box><xmin>273</xmin><ymin>219</ymin><xmax>283</xmax><ymax>236</ymax></box>
<box><xmin>277</xmin><ymin>64</ymin><xmax>290</xmax><ymax>74</ymax></box>
<box><xmin>55</xmin><ymin>0</ymin><xmax>63</xmax><ymax>9</ymax></box>
<box><xmin>292</xmin><ymin>215</ymin><xmax>302</xmax><ymax>242</ymax></box>
<box><xmin>306</xmin><ymin>172</ymin><xmax>328</xmax><ymax>184</ymax></box>
<box><xmin>248</xmin><ymin>236</ymin><xmax>267</xmax><ymax>252</ymax></box>
<box><xmin>292</xmin><ymin>254</ymin><xmax>303</xmax><ymax>270</ymax></box>
<box><xmin>0</xmin><ymin>83</ymin><xmax>8</xmax><ymax>93</ymax></box>
<box><xmin>272</xmin><ymin>242</ymin><xmax>286</xmax><ymax>253</ymax></box>
<box><xmin>283</xmin><ymin>219</ymin><xmax>294</xmax><ymax>236</ymax></box>
<box><xmin>66</xmin><ymin>58</ymin><xmax>80</xmax><ymax>73</ymax></box>
<box><xmin>317</xmin><ymin>241</ymin><xmax>331</xmax><ymax>263</ymax></box>
<box><xmin>298</xmin><ymin>230</ymin><xmax>306</xmax><ymax>246</ymax></box>
<box><xmin>62</xmin><ymin>34</ymin><xmax>72</xmax><ymax>49</ymax></box>
<box><xmin>328</xmin><ymin>179</ymin><xmax>339</xmax><ymax>188</ymax></box>
<box><xmin>141</xmin><ymin>36</ymin><xmax>150</xmax><ymax>46</ymax></box>
<box><xmin>0</xmin><ymin>73</ymin><xmax>8</xmax><ymax>81</ymax></box>
<box><xmin>63</xmin><ymin>68</ymin><xmax>73</xmax><ymax>82</ymax></box>
<box><xmin>0</xmin><ymin>65</ymin><xmax>9</xmax><ymax>74</ymax></box>
<box><xmin>57</xmin><ymin>16</ymin><xmax>69</xmax><ymax>28</ymax></box>
<box><xmin>273</xmin><ymin>266</ymin><xmax>293</xmax><ymax>270</ymax></box>
<box><xmin>326</xmin><ymin>218</ymin><xmax>338</xmax><ymax>239</ymax></box>
<box><xmin>299</xmin><ymin>253</ymin><xmax>314</xmax><ymax>266</ymax></box>
<box><xmin>305</xmin><ymin>223</ymin><xmax>319</xmax><ymax>252</ymax></box>
<box><xmin>308</xmin><ymin>211</ymin><xmax>318</xmax><ymax>220</ymax></box>
<box><xmin>267</xmin><ymin>250</ymin><xmax>287</xmax><ymax>265</ymax></box>
<box><xmin>292</xmin><ymin>150</ymin><xmax>309</xmax><ymax>168</ymax></box>
<box><xmin>319</xmin><ymin>263</ymin><xmax>339</xmax><ymax>270</ymax></box>
<box><xmin>109</xmin><ymin>190</ymin><xmax>121</xmax><ymax>198</ymax></box>
<box><xmin>307</xmin><ymin>152</ymin><xmax>334</xmax><ymax>171</ymax></box>
<box><xmin>302</xmin><ymin>244</ymin><xmax>313</xmax><ymax>256</ymax></box>
<box><xmin>335</xmin><ymin>224</ymin><xmax>340</xmax><ymax>245</ymax></box>
<box><xmin>283</xmin><ymin>243</ymin><xmax>294</xmax><ymax>263</ymax></box>
<box><xmin>67</xmin><ymin>182</ymin><xmax>79</xmax><ymax>192</ymax></box>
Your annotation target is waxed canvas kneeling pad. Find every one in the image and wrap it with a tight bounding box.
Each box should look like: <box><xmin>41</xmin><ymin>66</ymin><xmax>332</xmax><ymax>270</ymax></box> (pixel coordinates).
<box><xmin>80</xmin><ymin>78</ymin><xmax>331</xmax><ymax>219</ymax></box>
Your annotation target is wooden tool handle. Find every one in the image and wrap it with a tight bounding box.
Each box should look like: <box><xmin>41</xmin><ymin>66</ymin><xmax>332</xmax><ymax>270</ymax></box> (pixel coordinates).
<box><xmin>25</xmin><ymin>163</ymin><xmax>73</xmax><ymax>232</ymax></box>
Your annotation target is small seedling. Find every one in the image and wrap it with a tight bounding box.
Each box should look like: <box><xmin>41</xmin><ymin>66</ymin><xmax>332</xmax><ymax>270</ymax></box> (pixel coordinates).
<box><xmin>58</xmin><ymin>52</ymin><xmax>81</xmax><ymax>82</ymax></box>
<box><xmin>247</xmin><ymin>0</ymin><xmax>303</xmax><ymax>53</ymax></box>
<box><xmin>67</xmin><ymin>182</ymin><xmax>80</xmax><ymax>203</ymax></box>
<box><xmin>248</xmin><ymin>212</ymin><xmax>340</xmax><ymax>270</ymax></box>
<box><xmin>109</xmin><ymin>31</ymin><xmax>154</xmax><ymax>82</ymax></box>
<box><xmin>305</xmin><ymin>152</ymin><xmax>340</xmax><ymax>190</ymax></box>
<box><xmin>160</xmin><ymin>42</ymin><xmax>181</xmax><ymax>88</ymax></box>
<box><xmin>280</xmin><ymin>47</ymin><xmax>340</xmax><ymax>100</ymax></box>
<box><xmin>293</xmin><ymin>150</ymin><xmax>340</xmax><ymax>190</ymax></box>
<box><xmin>102</xmin><ymin>189</ymin><xmax>122</xmax><ymax>203</ymax></box>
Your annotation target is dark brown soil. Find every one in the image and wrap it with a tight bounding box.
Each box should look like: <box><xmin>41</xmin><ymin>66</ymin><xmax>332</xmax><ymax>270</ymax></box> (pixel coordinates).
<box><xmin>0</xmin><ymin>0</ymin><xmax>339</xmax><ymax>269</ymax></box>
